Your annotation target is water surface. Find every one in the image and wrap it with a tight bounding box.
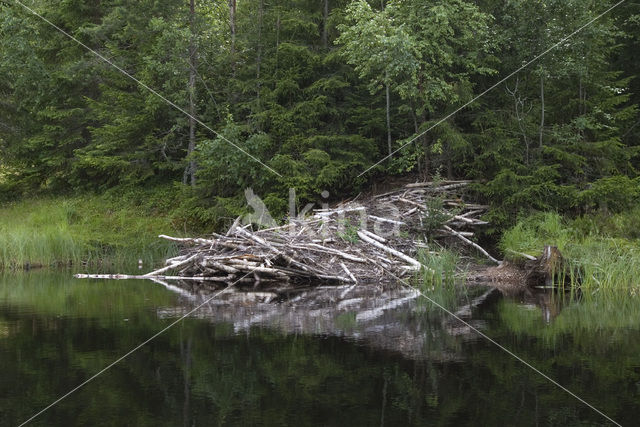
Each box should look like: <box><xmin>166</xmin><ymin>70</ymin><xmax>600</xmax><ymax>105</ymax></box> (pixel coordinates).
<box><xmin>1</xmin><ymin>271</ymin><xmax>639</xmax><ymax>426</ymax></box>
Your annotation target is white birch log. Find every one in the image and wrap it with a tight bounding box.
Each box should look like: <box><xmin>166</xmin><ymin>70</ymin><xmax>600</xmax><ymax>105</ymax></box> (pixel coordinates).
<box><xmin>359</xmin><ymin>229</ymin><xmax>387</xmax><ymax>243</ymax></box>
<box><xmin>144</xmin><ymin>254</ymin><xmax>200</xmax><ymax>276</ymax></box>
<box><xmin>357</xmin><ymin>231</ymin><xmax>424</xmax><ymax>271</ymax></box>
<box><xmin>340</xmin><ymin>262</ymin><xmax>357</xmax><ymax>284</ymax></box>
<box><xmin>367</xmin><ymin>215</ymin><xmax>405</xmax><ymax>226</ymax></box>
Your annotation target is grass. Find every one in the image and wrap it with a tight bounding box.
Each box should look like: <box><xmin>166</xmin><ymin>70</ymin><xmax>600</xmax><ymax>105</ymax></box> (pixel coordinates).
<box><xmin>416</xmin><ymin>248</ymin><xmax>460</xmax><ymax>290</ymax></box>
<box><xmin>0</xmin><ymin>194</ymin><xmax>181</xmax><ymax>270</ymax></box>
<box><xmin>413</xmin><ymin>247</ymin><xmax>469</xmax><ymax>314</ymax></box>
<box><xmin>500</xmin><ymin>210</ymin><xmax>640</xmax><ymax>293</ymax></box>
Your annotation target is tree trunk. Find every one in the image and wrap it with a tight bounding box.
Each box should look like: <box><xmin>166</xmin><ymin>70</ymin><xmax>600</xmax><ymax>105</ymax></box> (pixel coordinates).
<box><xmin>256</xmin><ymin>0</ymin><xmax>263</xmax><ymax>121</ymax></box>
<box><xmin>229</xmin><ymin>0</ymin><xmax>237</xmax><ymax>77</ymax></box>
<box><xmin>422</xmin><ymin>133</ymin><xmax>429</xmax><ymax>179</ymax></box>
<box><xmin>275</xmin><ymin>12</ymin><xmax>280</xmax><ymax>78</ymax></box>
<box><xmin>578</xmin><ymin>75</ymin><xmax>583</xmax><ymax>115</ymax></box>
<box><xmin>184</xmin><ymin>0</ymin><xmax>197</xmax><ymax>187</ymax></box>
<box><xmin>539</xmin><ymin>73</ymin><xmax>544</xmax><ymax>151</ymax></box>
<box><xmin>422</xmin><ymin>113</ymin><xmax>429</xmax><ymax>178</ymax></box>
<box><xmin>322</xmin><ymin>0</ymin><xmax>329</xmax><ymax>49</ymax></box>
<box><xmin>385</xmin><ymin>77</ymin><xmax>391</xmax><ymax>158</ymax></box>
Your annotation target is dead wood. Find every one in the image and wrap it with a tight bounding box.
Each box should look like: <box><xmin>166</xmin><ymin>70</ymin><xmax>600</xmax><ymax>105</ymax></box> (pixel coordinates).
<box><xmin>76</xmin><ymin>179</ymin><xmax>499</xmax><ymax>291</ymax></box>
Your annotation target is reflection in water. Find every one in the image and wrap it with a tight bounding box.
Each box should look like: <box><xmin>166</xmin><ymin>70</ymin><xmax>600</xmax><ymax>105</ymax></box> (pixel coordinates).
<box><xmin>0</xmin><ymin>271</ymin><xmax>639</xmax><ymax>426</ymax></box>
<box><xmin>498</xmin><ymin>285</ymin><xmax>577</xmax><ymax>324</ymax></box>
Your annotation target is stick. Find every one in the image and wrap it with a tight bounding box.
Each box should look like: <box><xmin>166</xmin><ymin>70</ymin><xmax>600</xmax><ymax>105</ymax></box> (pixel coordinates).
<box><xmin>165</xmin><ymin>254</ymin><xmax>188</xmax><ymax>265</ymax></box>
<box><xmin>304</xmin><ymin>243</ymin><xmax>367</xmax><ymax>262</ymax></box>
<box><xmin>340</xmin><ymin>262</ymin><xmax>357</xmax><ymax>284</ymax></box>
<box><xmin>313</xmin><ymin>206</ymin><xmax>366</xmax><ymax>217</ymax></box>
<box><xmin>436</xmin><ymin>230</ymin><xmax>474</xmax><ymax>237</ymax></box>
<box><xmin>201</xmin><ymin>259</ymin><xmax>240</xmax><ymax>274</ymax></box>
<box><xmin>158</xmin><ymin>235</ymin><xmax>217</xmax><ymax>245</ymax></box>
<box><xmin>405</xmin><ymin>180</ymin><xmax>471</xmax><ymax>188</ymax></box>
<box><xmin>255</xmin><ymin>218</ymin><xmax>322</xmax><ymax>233</ymax></box>
<box><xmin>367</xmin><ymin>215</ymin><xmax>405</xmax><ymax>226</ymax></box>
<box><xmin>442</xmin><ymin>225</ymin><xmax>500</xmax><ymax>264</ymax></box>
<box><xmin>226</xmin><ymin>216</ymin><xmax>242</xmax><ymax>236</ymax></box>
<box><xmin>505</xmin><ymin>248</ymin><xmax>537</xmax><ymax>261</ymax></box>
<box><xmin>403</xmin><ymin>207</ymin><xmax>419</xmax><ymax>216</ymax></box>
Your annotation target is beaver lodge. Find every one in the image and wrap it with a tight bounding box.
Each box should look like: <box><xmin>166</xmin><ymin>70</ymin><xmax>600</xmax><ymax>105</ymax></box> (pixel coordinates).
<box><xmin>76</xmin><ymin>180</ymin><xmax>568</xmax><ymax>299</ymax></box>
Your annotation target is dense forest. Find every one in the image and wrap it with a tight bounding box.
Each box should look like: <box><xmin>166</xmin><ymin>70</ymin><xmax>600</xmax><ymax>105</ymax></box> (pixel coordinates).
<box><xmin>1</xmin><ymin>0</ymin><xmax>639</xmax><ymax>232</ymax></box>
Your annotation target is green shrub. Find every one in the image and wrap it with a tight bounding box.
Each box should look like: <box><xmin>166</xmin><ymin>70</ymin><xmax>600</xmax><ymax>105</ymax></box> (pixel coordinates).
<box><xmin>579</xmin><ymin>176</ymin><xmax>640</xmax><ymax>213</ymax></box>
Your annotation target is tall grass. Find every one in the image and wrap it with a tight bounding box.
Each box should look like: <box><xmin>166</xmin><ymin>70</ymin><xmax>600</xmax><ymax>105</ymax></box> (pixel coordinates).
<box><xmin>416</xmin><ymin>248</ymin><xmax>460</xmax><ymax>290</ymax></box>
<box><xmin>414</xmin><ymin>248</ymin><xmax>468</xmax><ymax>313</ymax></box>
<box><xmin>500</xmin><ymin>211</ymin><xmax>640</xmax><ymax>293</ymax></box>
<box><xmin>0</xmin><ymin>196</ymin><xmax>180</xmax><ymax>270</ymax></box>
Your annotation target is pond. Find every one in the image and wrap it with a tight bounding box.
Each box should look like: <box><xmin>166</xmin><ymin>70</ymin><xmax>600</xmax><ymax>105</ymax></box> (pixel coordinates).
<box><xmin>1</xmin><ymin>270</ymin><xmax>639</xmax><ymax>426</ymax></box>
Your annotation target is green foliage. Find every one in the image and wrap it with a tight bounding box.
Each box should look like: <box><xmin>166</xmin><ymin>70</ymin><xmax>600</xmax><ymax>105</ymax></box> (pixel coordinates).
<box><xmin>499</xmin><ymin>212</ymin><xmax>573</xmax><ymax>256</ymax></box>
<box><xmin>338</xmin><ymin>0</ymin><xmax>495</xmax><ymax>174</ymax></box>
<box><xmin>413</xmin><ymin>247</ymin><xmax>467</xmax><ymax>317</ymax></box>
<box><xmin>579</xmin><ymin>175</ymin><xmax>640</xmax><ymax>213</ymax></box>
<box><xmin>337</xmin><ymin>219</ymin><xmax>359</xmax><ymax>244</ymax></box>
<box><xmin>421</xmin><ymin>196</ymin><xmax>451</xmax><ymax>236</ymax></box>
<box><xmin>0</xmin><ymin>0</ymin><xmax>639</xmax><ymax>248</ymax></box>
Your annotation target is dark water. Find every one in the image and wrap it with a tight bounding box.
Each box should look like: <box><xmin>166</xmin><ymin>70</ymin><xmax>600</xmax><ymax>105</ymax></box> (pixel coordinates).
<box><xmin>1</xmin><ymin>271</ymin><xmax>639</xmax><ymax>426</ymax></box>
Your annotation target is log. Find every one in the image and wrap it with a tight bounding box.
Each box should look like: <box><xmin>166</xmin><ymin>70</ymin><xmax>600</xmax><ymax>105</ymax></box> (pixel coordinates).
<box><xmin>340</xmin><ymin>262</ymin><xmax>358</xmax><ymax>284</ymax></box>
<box><xmin>359</xmin><ymin>229</ymin><xmax>387</xmax><ymax>243</ymax></box>
<box><xmin>367</xmin><ymin>215</ymin><xmax>405</xmax><ymax>226</ymax></box>
<box><xmin>357</xmin><ymin>230</ymin><xmax>423</xmax><ymax>271</ymax></box>
<box><xmin>76</xmin><ymin>273</ymin><xmax>235</xmax><ymax>282</ymax></box>
<box><xmin>145</xmin><ymin>254</ymin><xmax>200</xmax><ymax>276</ymax></box>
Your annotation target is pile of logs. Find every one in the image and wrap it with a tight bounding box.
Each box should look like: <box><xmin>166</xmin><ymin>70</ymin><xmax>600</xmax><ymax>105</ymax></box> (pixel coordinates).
<box><xmin>369</xmin><ymin>180</ymin><xmax>498</xmax><ymax>263</ymax></box>
<box><xmin>76</xmin><ymin>180</ymin><xmax>500</xmax><ymax>289</ymax></box>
